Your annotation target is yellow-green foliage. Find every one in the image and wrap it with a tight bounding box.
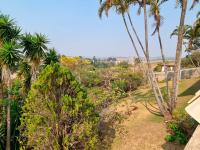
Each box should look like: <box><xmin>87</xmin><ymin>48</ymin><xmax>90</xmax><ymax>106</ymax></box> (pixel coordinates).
<box><xmin>60</xmin><ymin>55</ymin><xmax>91</xmax><ymax>70</ymax></box>
<box><xmin>20</xmin><ymin>64</ymin><xmax>99</xmax><ymax>150</ymax></box>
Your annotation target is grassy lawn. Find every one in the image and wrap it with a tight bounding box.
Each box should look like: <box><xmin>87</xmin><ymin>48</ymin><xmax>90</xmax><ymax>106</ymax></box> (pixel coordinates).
<box><xmin>98</xmin><ymin>77</ymin><xmax>200</xmax><ymax>150</ymax></box>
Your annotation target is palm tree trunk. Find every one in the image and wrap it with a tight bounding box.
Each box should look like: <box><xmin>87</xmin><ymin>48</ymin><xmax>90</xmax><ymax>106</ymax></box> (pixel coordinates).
<box><xmin>31</xmin><ymin>62</ymin><xmax>39</xmax><ymax>81</ymax></box>
<box><xmin>6</xmin><ymin>100</ymin><xmax>10</xmax><ymax>150</ymax></box>
<box><xmin>127</xmin><ymin>12</ymin><xmax>146</xmax><ymax>56</ymax></box>
<box><xmin>171</xmin><ymin>0</ymin><xmax>188</xmax><ymax>111</ymax></box>
<box><xmin>122</xmin><ymin>13</ymin><xmax>141</xmax><ymax>61</ymax></box>
<box><xmin>5</xmin><ymin>69</ymin><xmax>11</xmax><ymax>150</ymax></box>
<box><xmin>124</xmin><ymin>12</ymin><xmax>161</xmax><ymax>114</ymax></box>
<box><xmin>157</xmin><ymin>28</ymin><xmax>171</xmax><ymax>100</ymax></box>
<box><xmin>143</xmin><ymin>0</ymin><xmax>171</xmax><ymax>120</ymax></box>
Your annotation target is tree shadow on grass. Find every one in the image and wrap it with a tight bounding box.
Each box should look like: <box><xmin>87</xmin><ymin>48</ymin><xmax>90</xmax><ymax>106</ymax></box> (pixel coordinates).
<box><xmin>131</xmin><ymin>89</ymin><xmax>155</xmax><ymax>103</ymax></box>
<box><xmin>179</xmin><ymin>80</ymin><xmax>200</xmax><ymax>97</ymax></box>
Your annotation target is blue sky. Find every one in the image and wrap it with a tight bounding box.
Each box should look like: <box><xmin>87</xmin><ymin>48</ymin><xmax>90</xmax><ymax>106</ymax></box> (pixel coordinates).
<box><xmin>0</xmin><ymin>0</ymin><xmax>199</xmax><ymax>57</ymax></box>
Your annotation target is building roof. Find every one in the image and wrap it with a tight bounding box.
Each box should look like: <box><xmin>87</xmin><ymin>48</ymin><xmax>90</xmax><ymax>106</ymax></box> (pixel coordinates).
<box><xmin>185</xmin><ymin>89</ymin><xmax>200</xmax><ymax>150</ymax></box>
<box><xmin>185</xmin><ymin>90</ymin><xmax>200</xmax><ymax>124</ymax></box>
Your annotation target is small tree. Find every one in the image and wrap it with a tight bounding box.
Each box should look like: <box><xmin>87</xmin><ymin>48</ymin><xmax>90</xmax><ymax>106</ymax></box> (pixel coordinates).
<box><xmin>20</xmin><ymin>64</ymin><xmax>99</xmax><ymax>150</ymax></box>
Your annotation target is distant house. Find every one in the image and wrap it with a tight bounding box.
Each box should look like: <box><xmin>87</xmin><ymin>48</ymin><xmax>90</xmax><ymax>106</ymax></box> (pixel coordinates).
<box><xmin>115</xmin><ymin>57</ymin><xmax>134</xmax><ymax>65</ymax></box>
<box><xmin>161</xmin><ymin>64</ymin><xmax>175</xmax><ymax>72</ymax></box>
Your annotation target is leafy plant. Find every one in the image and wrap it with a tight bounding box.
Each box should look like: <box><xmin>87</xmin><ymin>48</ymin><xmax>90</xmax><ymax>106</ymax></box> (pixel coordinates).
<box><xmin>19</xmin><ymin>64</ymin><xmax>99</xmax><ymax>149</ymax></box>
<box><xmin>112</xmin><ymin>80</ymin><xmax>128</xmax><ymax>93</ymax></box>
<box><xmin>165</xmin><ymin>122</ymin><xmax>188</xmax><ymax>145</ymax></box>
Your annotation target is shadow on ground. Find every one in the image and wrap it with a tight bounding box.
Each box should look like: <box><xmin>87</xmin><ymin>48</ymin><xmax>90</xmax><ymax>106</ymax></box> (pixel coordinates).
<box><xmin>179</xmin><ymin>79</ymin><xmax>200</xmax><ymax>97</ymax></box>
<box><xmin>162</xmin><ymin>142</ymin><xmax>185</xmax><ymax>150</ymax></box>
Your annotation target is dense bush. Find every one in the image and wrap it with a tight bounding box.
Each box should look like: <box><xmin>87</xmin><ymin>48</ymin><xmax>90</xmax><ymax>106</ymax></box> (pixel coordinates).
<box><xmin>80</xmin><ymin>69</ymin><xmax>102</xmax><ymax>87</ymax></box>
<box><xmin>94</xmin><ymin>61</ymin><xmax>114</xmax><ymax>68</ymax></box>
<box><xmin>0</xmin><ymin>80</ymin><xmax>24</xmax><ymax>150</ymax></box>
<box><xmin>165</xmin><ymin>121</ymin><xmax>188</xmax><ymax>145</ymax></box>
<box><xmin>88</xmin><ymin>87</ymin><xmax>127</xmax><ymax>111</ymax></box>
<box><xmin>112</xmin><ymin>80</ymin><xmax>128</xmax><ymax>93</ymax></box>
<box><xmin>154</xmin><ymin>63</ymin><xmax>162</xmax><ymax>72</ymax></box>
<box><xmin>19</xmin><ymin>64</ymin><xmax>99</xmax><ymax>150</ymax></box>
<box><xmin>117</xmin><ymin>61</ymin><xmax>130</xmax><ymax>69</ymax></box>
<box><xmin>181</xmin><ymin>57</ymin><xmax>194</xmax><ymax>68</ymax></box>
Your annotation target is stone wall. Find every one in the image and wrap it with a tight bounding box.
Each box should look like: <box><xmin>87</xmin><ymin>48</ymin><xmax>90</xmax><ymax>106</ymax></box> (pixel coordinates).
<box><xmin>154</xmin><ymin>67</ymin><xmax>200</xmax><ymax>81</ymax></box>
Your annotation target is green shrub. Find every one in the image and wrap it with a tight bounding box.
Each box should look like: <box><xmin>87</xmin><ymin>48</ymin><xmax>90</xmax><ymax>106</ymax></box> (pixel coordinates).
<box><xmin>154</xmin><ymin>63</ymin><xmax>162</xmax><ymax>72</ymax></box>
<box><xmin>181</xmin><ymin>57</ymin><xmax>194</xmax><ymax>68</ymax></box>
<box><xmin>112</xmin><ymin>80</ymin><xmax>128</xmax><ymax>93</ymax></box>
<box><xmin>117</xmin><ymin>61</ymin><xmax>129</xmax><ymax>69</ymax></box>
<box><xmin>118</xmin><ymin>72</ymin><xmax>143</xmax><ymax>91</ymax></box>
<box><xmin>165</xmin><ymin>122</ymin><xmax>188</xmax><ymax>145</ymax></box>
<box><xmin>80</xmin><ymin>70</ymin><xmax>102</xmax><ymax>87</ymax></box>
<box><xmin>165</xmin><ymin>135</ymin><xmax>176</xmax><ymax>142</ymax></box>
<box><xmin>20</xmin><ymin>64</ymin><xmax>99</xmax><ymax>150</ymax></box>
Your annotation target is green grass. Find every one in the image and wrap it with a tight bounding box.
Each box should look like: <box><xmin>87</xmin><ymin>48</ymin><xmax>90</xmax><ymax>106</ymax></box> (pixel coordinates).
<box><xmin>131</xmin><ymin>77</ymin><xmax>200</xmax><ymax>120</ymax></box>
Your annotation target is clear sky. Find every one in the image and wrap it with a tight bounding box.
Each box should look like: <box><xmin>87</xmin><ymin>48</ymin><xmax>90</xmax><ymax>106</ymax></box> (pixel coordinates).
<box><xmin>0</xmin><ymin>0</ymin><xmax>199</xmax><ymax>58</ymax></box>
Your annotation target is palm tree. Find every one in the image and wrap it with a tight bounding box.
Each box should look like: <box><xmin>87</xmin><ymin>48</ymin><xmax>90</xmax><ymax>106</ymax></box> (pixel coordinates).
<box><xmin>142</xmin><ymin>0</ymin><xmax>172</xmax><ymax>119</ymax></box>
<box><xmin>149</xmin><ymin>0</ymin><xmax>171</xmax><ymax>100</ymax></box>
<box><xmin>171</xmin><ymin>25</ymin><xmax>200</xmax><ymax>51</ymax></box>
<box><xmin>44</xmin><ymin>48</ymin><xmax>60</xmax><ymax>66</ymax></box>
<box><xmin>0</xmin><ymin>42</ymin><xmax>21</xmax><ymax>150</ymax></box>
<box><xmin>99</xmin><ymin>0</ymin><xmax>172</xmax><ymax>119</ymax></box>
<box><xmin>99</xmin><ymin>0</ymin><xmax>143</xmax><ymax>65</ymax></box>
<box><xmin>0</xmin><ymin>14</ymin><xmax>21</xmax><ymax>99</ymax></box>
<box><xmin>21</xmin><ymin>33</ymin><xmax>49</xmax><ymax>81</ymax></box>
<box><xmin>171</xmin><ymin>0</ymin><xmax>188</xmax><ymax>111</ymax></box>
<box><xmin>0</xmin><ymin>14</ymin><xmax>21</xmax><ymax>45</ymax></box>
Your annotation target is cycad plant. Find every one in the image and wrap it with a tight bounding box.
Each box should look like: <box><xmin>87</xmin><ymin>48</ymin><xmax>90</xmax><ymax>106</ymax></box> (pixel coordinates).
<box><xmin>0</xmin><ymin>41</ymin><xmax>21</xmax><ymax>150</ymax></box>
<box><xmin>44</xmin><ymin>48</ymin><xmax>60</xmax><ymax>66</ymax></box>
<box><xmin>21</xmin><ymin>33</ymin><xmax>49</xmax><ymax>81</ymax></box>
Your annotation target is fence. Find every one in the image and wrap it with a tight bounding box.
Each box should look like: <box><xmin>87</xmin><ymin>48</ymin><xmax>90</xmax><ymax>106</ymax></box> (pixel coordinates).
<box><xmin>154</xmin><ymin>67</ymin><xmax>200</xmax><ymax>81</ymax></box>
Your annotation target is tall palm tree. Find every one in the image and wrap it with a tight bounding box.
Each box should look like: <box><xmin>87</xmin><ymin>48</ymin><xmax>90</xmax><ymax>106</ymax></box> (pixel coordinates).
<box><xmin>149</xmin><ymin>0</ymin><xmax>171</xmax><ymax>100</ymax></box>
<box><xmin>171</xmin><ymin>0</ymin><xmax>188</xmax><ymax>111</ymax></box>
<box><xmin>21</xmin><ymin>33</ymin><xmax>49</xmax><ymax>81</ymax></box>
<box><xmin>99</xmin><ymin>0</ymin><xmax>172</xmax><ymax>118</ymax></box>
<box><xmin>99</xmin><ymin>0</ymin><xmax>143</xmax><ymax>65</ymax></box>
<box><xmin>0</xmin><ymin>14</ymin><xmax>21</xmax><ymax>100</ymax></box>
<box><xmin>0</xmin><ymin>14</ymin><xmax>21</xmax><ymax>150</ymax></box>
<box><xmin>44</xmin><ymin>48</ymin><xmax>60</xmax><ymax>66</ymax></box>
<box><xmin>0</xmin><ymin>42</ymin><xmax>21</xmax><ymax>150</ymax></box>
<box><xmin>142</xmin><ymin>0</ymin><xmax>171</xmax><ymax>119</ymax></box>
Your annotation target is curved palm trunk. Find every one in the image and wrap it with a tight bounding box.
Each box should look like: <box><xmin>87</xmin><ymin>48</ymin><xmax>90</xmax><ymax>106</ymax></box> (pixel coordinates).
<box><xmin>123</xmin><ymin>13</ymin><xmax>161</xmax><ymax>114</ymax></box>
<box><xmin>171</xmin><ymin>0</ymin><xmax>188</xmax><ymax>111</ymax></box>
<box><xmin>143</xmin><ymin>0</ymin><xmax>171</xmax><ymax>120</ymax></box>
<box><xmin>157</xmin><ymin>28</ymin><xmax>171</xmax><ymax>101</ymax></box>
<box><xmin>127</xmin><ymin>12</ymin><xmax>146</xmax><ymax>56</ymax></box>
<box><xmin>122</xmin><ymin>13</ymin><xmax>141</xmax><ymax>61</ymax></box>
